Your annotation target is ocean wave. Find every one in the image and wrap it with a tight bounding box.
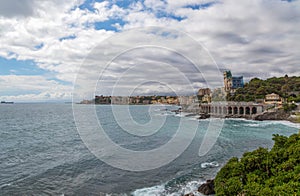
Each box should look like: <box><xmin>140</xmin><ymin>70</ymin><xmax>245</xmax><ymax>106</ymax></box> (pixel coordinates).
<box><xmin>260</xmin><ymin>120</ymin><xmax>300</xmax><ymax>129</ymax></box>
<box><xmin>132</xmin><ymin>184</ymin><xmax>166</xmax><ymax>196</ymax></box>
<box><xmin>200</xmin><ymin>161</ymin><xmax>219</xmax><ymax>169</ymax></box>
<box><xmin>0</xmin><ymin>183</ymin><xmax>12</xmax><ymax>189</ymax></box>
<box><xmin>225</xmin><ymin>118</ymin><xmax>300</xmax><ymax>129</ymax></box>
<box><xmin>132</xmin><ymin>179</ymin><xmax>206</xmax><ymax>196</ymax></box>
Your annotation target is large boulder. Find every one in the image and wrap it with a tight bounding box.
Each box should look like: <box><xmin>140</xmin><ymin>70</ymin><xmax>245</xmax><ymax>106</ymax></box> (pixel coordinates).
<box><xmin>198</xmin><ymin>179</ymin><xmax>215</xmax><ymax>195</ymax></box>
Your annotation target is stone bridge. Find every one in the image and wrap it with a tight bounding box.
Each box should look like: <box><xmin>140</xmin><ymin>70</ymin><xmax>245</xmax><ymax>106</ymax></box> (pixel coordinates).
<box><xmin>200</xmin><ymin>102</ymin><xmax>265</xmax><ymax>116</ymax></box>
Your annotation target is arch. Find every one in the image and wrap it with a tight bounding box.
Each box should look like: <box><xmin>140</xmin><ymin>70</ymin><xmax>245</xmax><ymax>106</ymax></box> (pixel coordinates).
<box><xmin>228</xmin><ymin>107</ymin><xmax>233</xmax><ymax>114</ymax></box>
<box><xmin>252</xmin><ymin>107</ymin><xmax>257</xmax><ymax>114</ymax></box>
<box><xmin>233</xmin><ymin>107</ymin><xmax>238</xmax><ymax>115</ymax></box>
<box><xmin>219</xmin><ymin>106</ymin><xmax>222</xmax><ymax>115</ymax></box>
<box><xmin>245</xmin><ymin>107</ymin><xmax>250</xmax><ymax>115</ymax></box>
<box><xmin>208</xmin><ymin>106</ymin><xmax>211</xmax><ymax>113</ymax></box>
<box><xmin>239</xmin><ymin>107</ymin><xmax>244</xmax><ymax>115</ymax></box>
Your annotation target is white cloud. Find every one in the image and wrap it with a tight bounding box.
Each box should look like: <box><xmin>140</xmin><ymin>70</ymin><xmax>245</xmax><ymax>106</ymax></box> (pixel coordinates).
<box><xmin>0</xmin><ymin>75</ymin><xmax>72</xmax><ymax>101</ymax></box>
<box><xmin>0</xmin><ymin>0</ymin><xmax>300</xmax><ymax>101</ymax></box>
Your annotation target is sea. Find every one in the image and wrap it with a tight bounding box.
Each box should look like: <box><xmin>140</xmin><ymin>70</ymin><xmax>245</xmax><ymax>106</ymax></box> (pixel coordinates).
<box><xmin>0</xmin><ymin>103</ymin><xmax>299</xmax><ymax>195</ymax></box>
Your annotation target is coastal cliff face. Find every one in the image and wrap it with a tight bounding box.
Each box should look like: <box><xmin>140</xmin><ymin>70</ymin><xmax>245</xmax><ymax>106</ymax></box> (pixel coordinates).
<box><xmin>224</xmin><ymin>110</ymin><xmax>292</xmax><ymax>121</ymax></box>
<box><xmin>253</xmin><ymin>110</ymin><xmax>290</xmax><ymax>121</ymax></box>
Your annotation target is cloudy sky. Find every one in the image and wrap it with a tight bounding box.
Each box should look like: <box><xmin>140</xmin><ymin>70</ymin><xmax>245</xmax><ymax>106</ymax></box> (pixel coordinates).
<box><xmin>0</xmin><ymin>0</ymin><xmax>299</xmax><ymax>102</ymax></box>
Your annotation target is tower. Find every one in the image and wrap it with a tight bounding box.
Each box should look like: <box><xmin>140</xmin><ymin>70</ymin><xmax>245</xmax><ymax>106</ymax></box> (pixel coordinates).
<box><xmin>223</xmin><ymin>70</ymin><xmax>232</xmax><ymax>93</ymax></box>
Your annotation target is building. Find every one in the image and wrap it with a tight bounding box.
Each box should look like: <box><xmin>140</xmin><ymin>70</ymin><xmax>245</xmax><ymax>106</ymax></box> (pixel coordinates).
<box><xmin>202</xmin><ymin>94</ymin><xmax>212</xmax><ymax>103</ymax></box>
<box><xmin>178</xmin><ymin>96</ymin><xmax>197</xmax><ymax>105</ymax></box>
<box><xmin>223</xmin><ymin>70</ymin><xmax>244</xmax><ymax>94</ymax></box>
<box><xmin>224</xmin><ymin>71</ymin><xmax>233</xmax><ymax>92</ymax></box>
<box><xmin>197</xmin><ymin>88</ymin><xmax>212</xmax><ymax>103</ymax></box>
<box><xmin>111</xmin><ymin>96</ymin><xmax>130</xmax><ymax>104</ymax></box>
<box><xmin>232</xmin><ymin>76</ymin><xmax>244</xmax><ymax>89</ymax></box>
<box><xmin>264</xmin><ymin>93</ymin><xmax>283</xmax><ymax>105</ymax></box>
<box><xmin>95</xmin><ymin>95</ymin><xmax>111</xmax><ymax>104</ymax></box>
<box><xmin>211</xmin><ymin>87</ymin><xmax>226</xmax><ymax>101</ymax></box>
<box><xmin>198</xmin><ymin>88</ymin><xmax>211</xmax><ymax>96</ymax></box>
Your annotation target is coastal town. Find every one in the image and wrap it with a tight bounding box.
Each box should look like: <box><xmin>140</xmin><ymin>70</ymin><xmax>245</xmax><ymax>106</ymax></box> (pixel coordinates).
<box><xmin>80</xmin><ymin>70</ymin><xmax>300</xmax><ymax>120</ymax></box>
<box><xmin>80</xmin><ymin>70</ymin><xmax>300</xmax><ymax>121</ymax></box>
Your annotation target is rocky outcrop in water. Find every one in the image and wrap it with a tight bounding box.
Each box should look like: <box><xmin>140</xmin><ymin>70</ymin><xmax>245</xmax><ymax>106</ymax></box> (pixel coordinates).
<box><xmin>253</xmin><ymin>110</ymin><xmax>290</xmax><ymax>121</ymax></box>
<box><xmin>184</xmin><ymin>179</ymin><xmax>216</xmax><ymax>196</ymax></box>
<box><xmin>198</xmin><ymin>179</ymin><xmax>215</xmax><ymax>195</ymax></box>
<box><xmin>198</xmin><ymin>113</ymin><xmax>211</xmax><ymax>119</ymax></box>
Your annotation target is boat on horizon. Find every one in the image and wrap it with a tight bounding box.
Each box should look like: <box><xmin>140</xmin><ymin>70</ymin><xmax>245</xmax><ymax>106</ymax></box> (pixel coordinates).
<box><xmin>1</xmin><ymin>101</ymin><xmax>14</xmax><ymax>104</ymax></box>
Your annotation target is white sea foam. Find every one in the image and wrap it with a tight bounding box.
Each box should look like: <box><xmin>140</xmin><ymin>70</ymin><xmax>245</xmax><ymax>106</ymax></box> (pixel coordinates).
<box><xmin>260</xmin><ymin>120</ymin><xmax>300</xmax><ymax>129</ymax></box>
<box><xmin>132</xmin><ymin>184</ymin><xmax>166</xmax><ymax>196</ymax></box>
<box><xmin>174</xmin><ymin>112</ymin><xmax>189</xmax><ymax>117</ymax></box>
<box><xmin>0</xmin><ymin>183</ymin><xmax>12</xmax><ymax>189</ymax></box>
<box><xmin>132</xmin><ymin>180</ymin><xmax>206</xmax><ymax>196</ymax></box>
<box><xmin>201</xmin><ymin>161</ymin><xmax>219</xmax><ymax>169</ymax></box>
<box><xmin>169</xmin><ymin>180</ymin><xmax>206</xmax><ymax>196</ymax></box>
<box><xmin>226</xmin><ymin>118</ymin><xmax>300</xmax><ymax>129</ymax></box>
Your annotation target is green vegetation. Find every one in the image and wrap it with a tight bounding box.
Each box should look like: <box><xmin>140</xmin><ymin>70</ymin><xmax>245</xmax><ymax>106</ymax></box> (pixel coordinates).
<box><xmin>283</xmin><ymin>103</ymin><xmax>298</xmax><ymax>112</ymax></box>
<box><xmin>215</xmin><ymin>132</ymin><xmax>300</xmax><ymax>196</ymax></box>
<box><xmin>293</xmin><ymin>113</ymin><xmax>300</xmax><ymax>123</ymax></box>
<box><xmin>227</xmin><ymin>75</ymin><xmax>300</xmax><ymax>102</ymax></box>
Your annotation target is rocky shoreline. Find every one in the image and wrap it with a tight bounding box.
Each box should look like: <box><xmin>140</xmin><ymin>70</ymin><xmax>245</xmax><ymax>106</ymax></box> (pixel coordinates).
<box><xmin>177</xmin><ymin>107</ymin><xmax>298</xmax><ymax>123</ymax></box>
<box><xmin>184</xmin><ymin>179</ymin><xmax>215</xmax><ymax>196</ymax></box>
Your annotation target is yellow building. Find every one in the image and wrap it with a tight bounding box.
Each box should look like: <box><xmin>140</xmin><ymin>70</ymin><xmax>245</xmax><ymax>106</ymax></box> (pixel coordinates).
<box><xmin>202</xmin><ymin>94</ymin><xmax>212</xmax><ymax>103</ymax></box>
<box><xmin>264</xmin><ymin>93</ymin><xmax>283</xmax><ymax>105</ymax></box>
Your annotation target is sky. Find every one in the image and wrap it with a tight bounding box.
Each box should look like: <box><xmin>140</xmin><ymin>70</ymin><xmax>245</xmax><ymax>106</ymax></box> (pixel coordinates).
<box><xmin>0</xmin><ymin>0</ymin><xmax>299</xmax><ymax>102</ymax></box>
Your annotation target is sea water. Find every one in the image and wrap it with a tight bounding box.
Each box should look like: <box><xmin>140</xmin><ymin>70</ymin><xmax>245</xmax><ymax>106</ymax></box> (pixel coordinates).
<box><xmin>0</xmin><ymin>103</ymin><xmax>299</xmax><ymax>195</ymax></box>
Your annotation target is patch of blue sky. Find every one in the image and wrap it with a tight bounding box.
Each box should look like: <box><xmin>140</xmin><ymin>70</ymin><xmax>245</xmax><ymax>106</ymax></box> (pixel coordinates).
<box><xmin>59</xmin><ymin>35</ymin><xmax>77</xmax><ymax>41</ymax></box>
<box><xmin>34</xmin><ymin>43</ymin><xmax>44</xmax><ymax>50</ymax></box>
<box><xmin>0</xmin><ymin>57</ymin><xmax>47</xmax><ymax>76</ymax></box>
<box><xmin>94</xmin><ymin>19</ymin><xmax>126</xmax><ymax>31</ymax></box>
<box><xmin>184</xmin><ymin>2</ymin><xmax>216</xmax><ymax>10</ymax></box>
<box><xmin>78</xmin><ymin>0</ymin><xmax>142</xmax><ymax>12</ymax></box>
<box><xmin>154</xmin><ymin>10</ymin><xmax>186</xmax><ymax>21</ymax></box>
<box><xmin>114</xmin><ymin>0</ymin><xmax>140</xmax><ymax>9</ymax></box>
<box><xmin>78</xmin><ymin>0</ymin><xmax>99</xmax><ymax>11</ymax></box>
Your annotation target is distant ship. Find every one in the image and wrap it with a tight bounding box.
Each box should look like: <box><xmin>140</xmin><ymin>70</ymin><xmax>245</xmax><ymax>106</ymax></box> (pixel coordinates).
<box><xmin>1</xmin><ymin>101</ymin><xmax>14</xmax><ymax>104</ymax></box>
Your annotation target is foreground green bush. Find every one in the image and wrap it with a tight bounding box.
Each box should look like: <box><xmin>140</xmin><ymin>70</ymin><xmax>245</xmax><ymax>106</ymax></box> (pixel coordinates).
<box><xmin>215</xmin><ymin>131</ymin><xmax>300</xmax><ymax>195</ymax></box>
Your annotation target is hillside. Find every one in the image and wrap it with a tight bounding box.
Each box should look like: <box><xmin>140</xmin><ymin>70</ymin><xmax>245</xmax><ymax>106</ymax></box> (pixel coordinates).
<box><xmin>227</xmin><ymin>75</ymin><xmax>300</xmax><ymax>102</ymax></box>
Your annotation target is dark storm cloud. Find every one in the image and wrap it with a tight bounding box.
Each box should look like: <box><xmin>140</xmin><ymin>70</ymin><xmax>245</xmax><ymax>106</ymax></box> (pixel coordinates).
<box><xmin>0</xmin><ymin>0</ymin><xmax>34</xmax><ymax>18</ymax></box>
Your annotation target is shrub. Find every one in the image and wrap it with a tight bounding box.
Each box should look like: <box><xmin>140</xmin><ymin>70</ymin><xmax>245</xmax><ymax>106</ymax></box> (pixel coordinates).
<box><xmin>215</xmin><ymin>131</ymin><xmax>300</xmax><ymax>195</ymax></box>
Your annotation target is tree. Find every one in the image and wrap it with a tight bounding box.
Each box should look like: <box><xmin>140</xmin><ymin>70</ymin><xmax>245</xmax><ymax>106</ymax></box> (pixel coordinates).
<box><xmin>215</xmin><ymin>132</ymin><xmax>300</xmax><ymax>196</ymax></box>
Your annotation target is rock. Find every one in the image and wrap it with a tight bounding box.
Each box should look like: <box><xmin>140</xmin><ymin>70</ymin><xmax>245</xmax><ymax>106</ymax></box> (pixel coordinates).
<box><xmin>198</xmin><ymin>179</ymin><xmax>215</xmax><ymax>195</ymax></box>
<box><xmin>184</xmin><ymin>193</ymin><xmax>195</xmax><ymax>196</ymax></box>
<box><xmin>253</xmin><ymin>110</ymin><xmax>290</xmax><ymax>121</ymax></box>
<box><xmin>198</xmin><ymin>113</ymin><xmax>210</xmax><ymax>119</ymax></box>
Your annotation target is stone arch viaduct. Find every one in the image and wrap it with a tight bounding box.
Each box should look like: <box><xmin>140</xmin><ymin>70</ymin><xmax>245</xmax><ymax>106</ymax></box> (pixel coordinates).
<box><xmin>200</xmin><ymin>102</ymin><xmax>264</xmax><ymax>116</ymax></box>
